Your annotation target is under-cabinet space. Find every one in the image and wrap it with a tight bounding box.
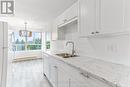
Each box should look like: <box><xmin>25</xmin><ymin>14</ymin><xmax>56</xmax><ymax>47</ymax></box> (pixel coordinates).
<box><xmin>57</xmin><ymin>20</ymin><xmax>78</xmax><ymax>40</ymax></box>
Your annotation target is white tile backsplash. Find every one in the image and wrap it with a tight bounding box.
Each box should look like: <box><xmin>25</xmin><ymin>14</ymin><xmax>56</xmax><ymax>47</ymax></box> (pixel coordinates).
<box><xmin>51</xmin><ymin>22</ymin><xmax>130</xmax><ymax>66</ymax></box>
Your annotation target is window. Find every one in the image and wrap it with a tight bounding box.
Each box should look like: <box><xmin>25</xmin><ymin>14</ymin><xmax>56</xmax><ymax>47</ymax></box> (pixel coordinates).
<box><xmin>14</xmin><ymin>32</ymin><xmax>26</xmax><ymax>51</ymax></box>
<box><xmin>13</xmin><ymin>31</ymin><xmax>42</xmax><ymax>51</ymax></box>
<box><xmin>27</xmin><ymin>32</ymin><xmax>42</xmax><ymax>50</ymax></box>
<box><xmin>45</xmin><ymin>32</ymin><xmax>51</xmax><ymax>50</ymax></box>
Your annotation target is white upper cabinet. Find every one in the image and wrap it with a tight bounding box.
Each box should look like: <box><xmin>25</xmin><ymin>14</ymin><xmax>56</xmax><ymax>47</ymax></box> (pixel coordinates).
<box><xmin>96</xmin><ymin>0</ymin><xmax>126</xmax><ymax>34</ymax></box>
<box><xmin>65</xmin><ymin>2</ymin><xmax>78</xmax><ymax>21</ymax></box>
<box><xmin>56</xmin><ymin>13</ymin><xmax>66</xmax><ymax>26</ymax></box>
<box><xmin>57</xmin><ymin>2</ymin><xmax>78</xmax><ymax>26</ymax></box>
<box><xmin>79</xmin><ymin>0</ymin><xmax>96</xmax><ymax>36</ymax></box>
<box><xmin>79</xmin><ymin>0</ymin><xmax>130</xmax><ymax>37</ymax></box>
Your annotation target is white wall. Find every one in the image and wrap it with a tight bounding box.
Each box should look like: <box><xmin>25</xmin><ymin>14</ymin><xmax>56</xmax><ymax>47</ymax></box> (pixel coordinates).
<box><xmin>51</xmin><ymin>22</ymin><xmax>130</xmax><ymax>66</ymax></box>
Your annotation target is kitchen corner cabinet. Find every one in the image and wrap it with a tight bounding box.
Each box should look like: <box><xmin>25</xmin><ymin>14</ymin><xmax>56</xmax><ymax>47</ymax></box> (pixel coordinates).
<box><xmin>79</xmin><ymin>0</ymin><xmax>130</xmax><ymax>37</ymax></box>
<box><xmin>51</xmin><ymin>2</ymin><xmax>78</xmax><ymax>40</ymax></box>
<box><xmin>43</xmin><ymin>53</ymin><xmax>114</xmax><ymax>87</ymax></box>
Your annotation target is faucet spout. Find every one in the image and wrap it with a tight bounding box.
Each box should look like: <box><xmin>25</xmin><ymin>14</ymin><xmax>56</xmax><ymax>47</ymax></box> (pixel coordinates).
<box><xmin>66</xmin><ymin>41</ymin><xmax>75</xmax><ymax>57</ymax></box>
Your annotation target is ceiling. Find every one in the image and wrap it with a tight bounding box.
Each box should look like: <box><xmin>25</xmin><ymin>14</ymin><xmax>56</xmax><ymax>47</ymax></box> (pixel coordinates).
<box><xmin>0</xmin><ymin>0</ymin><xmax>77</xmax><ymax>29</ymax></box>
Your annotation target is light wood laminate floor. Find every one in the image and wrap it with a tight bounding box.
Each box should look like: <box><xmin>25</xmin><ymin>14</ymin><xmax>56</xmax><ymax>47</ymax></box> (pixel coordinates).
<box><xmin>6</xmin><ymin>59</ymin><xmax>51</xmax><ymax>87</ymax></box>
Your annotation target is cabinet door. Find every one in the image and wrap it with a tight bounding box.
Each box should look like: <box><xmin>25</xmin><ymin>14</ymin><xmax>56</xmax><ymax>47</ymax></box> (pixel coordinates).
<box><xmin>80</xmin><ymin>73</ymin><xmax>114</xmax><ymax>87</ymax></box>
<box><xmin>49</xmin><ymin>58</ymin><xmax>58</xmax><ymax>87</ymax></box>
<box><xmin>58</xmin><ymin>60</ymin><xmax>113</xmax><ymax>87</ymax></box>
<box><xmin>56</xmin><ymin>2</ymin><xmax>78</xmax><ymax>26</ymax></box>
<box><xmin>57</xmin><ymin>13</ymin><xmax>66</xmax><ymax>26</ymax></box>
<box><xmin>50</xmin><ymin>65</ymin><xmax>58</xmax><ymax>87</ymax></box>
<box><xmin>58</xmin><ymin>67</ymin><xmax>70</xmax><ymax>87</ymax></box>
<box><xmin>79</xmin><ymin>0</ymin><xmax>96</xmax><ymax>36</ymax></box>
<box><xmin>57</xmin><ymin>62</ymin><xmax>70</xmax><ymax>87</ymax></box>
<box><xmin>65</xmin><ymin>2</ymin><xmax>78</xmax><ymax>21</ymax></box>
<box><xmin>97</xmin><ymin>0</ymin><xmax>126</xmax><ymax>34</ymax></box>
<box><xmin>43</xmin><ymin>54</ymin><xmax>50</xmax><ymax>79</ymax></box>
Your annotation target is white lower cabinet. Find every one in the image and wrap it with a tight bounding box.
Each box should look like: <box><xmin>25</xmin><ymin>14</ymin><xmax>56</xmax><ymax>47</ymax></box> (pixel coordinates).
<box><xmin>49</xmin><ymin>58</ymin><xmax>58</xmax><ymax>87</ymax></box>
<box><xmin>43</xmin><ymin>54</ymin><xmax>50</xmax><ymax>80</ymax></box>
<box><xmin>43</xmin><ymin>54</ymin><xmax>114</xmax><ymax>87</ymax></box>
<box><xmin>58</xmin><ymin>61</ymin><xmax>112</xmax><ymax>87</ymax></box>
<box><xmin>57</xmin><ymin>65</ymin><xmax>70</xmax><ymax>87</ymax></box>
<box><xmin>44</xmin><ymin>55</ymin><xmax>58</xmax><ymax>87</ymax></box>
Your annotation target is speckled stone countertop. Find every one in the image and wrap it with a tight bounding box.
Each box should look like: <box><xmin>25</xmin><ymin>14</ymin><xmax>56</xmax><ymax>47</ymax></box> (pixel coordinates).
<box><xmin>43</xmin><ymin>51</ymin><xmax>130</xmax><ymax>87</ymax></box>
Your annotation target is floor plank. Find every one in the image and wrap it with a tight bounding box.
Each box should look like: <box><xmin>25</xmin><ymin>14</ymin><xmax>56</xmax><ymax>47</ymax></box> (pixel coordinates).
<box><xmin>6</xmin><ymin>59</ymin><xmax>51</xmax><ymax>87</ymax></box>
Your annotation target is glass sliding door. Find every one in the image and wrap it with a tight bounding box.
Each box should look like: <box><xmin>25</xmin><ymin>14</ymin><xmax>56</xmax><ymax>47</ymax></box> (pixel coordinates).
<box><xmin>12</xmin><ymin>31</ymin><xmax>42</xmax><ymax>51</ymax></box>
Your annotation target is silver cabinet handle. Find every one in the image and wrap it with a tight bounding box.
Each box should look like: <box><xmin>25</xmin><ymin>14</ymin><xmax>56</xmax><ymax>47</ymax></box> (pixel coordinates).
<box><xmin>53</xmin><ymin>66</ymin><xmax>58</xmax><ymax>69</ymax></box>
<box><xmin>91</xmin><ymin>32</ymin><xmax>95</xmax><ymax>34</ymax></box>
<box><xmin>95</xmin><ymin>31</ymin><xmax>100</xmax><ymax>34</ymax></box>
<box><xmin>80</xmin><ymin>73</ymin><xmax>89</xmax><ymax>78</ymax></box>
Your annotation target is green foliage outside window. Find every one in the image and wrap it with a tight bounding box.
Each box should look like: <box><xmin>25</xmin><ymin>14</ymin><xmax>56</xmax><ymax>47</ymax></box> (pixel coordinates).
<box><xmin>46</xmin><ymin>41</ymin><xmax>50</xmax><ymax>49</ymax></box>
<box><xmin>27</xmin><ymin>45</ymin><xmax>41</xmax><ymax>50</ymax></box>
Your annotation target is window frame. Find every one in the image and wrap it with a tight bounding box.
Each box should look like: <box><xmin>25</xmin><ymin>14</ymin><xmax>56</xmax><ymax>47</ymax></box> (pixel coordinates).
<box><xmin>14</xmin><ymin>31</ymin><xmax>42</xmax><ymax>52</ymax></box>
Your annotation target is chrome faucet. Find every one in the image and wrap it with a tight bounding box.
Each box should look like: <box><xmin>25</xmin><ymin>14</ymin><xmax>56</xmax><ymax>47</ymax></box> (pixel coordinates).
<box><xmin>66</xmin><ymin>41</ymin><xmax>75</xmax><ymax>57</ymax></box>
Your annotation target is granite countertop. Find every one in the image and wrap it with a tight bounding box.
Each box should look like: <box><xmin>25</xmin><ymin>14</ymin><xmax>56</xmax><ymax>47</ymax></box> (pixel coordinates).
<box><xmin>43</xmin><ymin>51</ymin><xmax>130</xmax><ymax>87</ymax></box>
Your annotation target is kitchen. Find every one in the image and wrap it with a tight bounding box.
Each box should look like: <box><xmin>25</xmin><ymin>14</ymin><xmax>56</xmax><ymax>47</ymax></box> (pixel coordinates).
<box><xmin>0</xmin><ymin>0</ymin><xmax>130</xmax><ymax>87</ymax></box>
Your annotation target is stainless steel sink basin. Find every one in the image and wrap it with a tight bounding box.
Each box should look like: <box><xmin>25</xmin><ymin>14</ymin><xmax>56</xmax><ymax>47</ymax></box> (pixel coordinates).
<box><xmin>55</xmin><ymin>53</ymin><xmax>79</xmax><ymax>58</ymax></box>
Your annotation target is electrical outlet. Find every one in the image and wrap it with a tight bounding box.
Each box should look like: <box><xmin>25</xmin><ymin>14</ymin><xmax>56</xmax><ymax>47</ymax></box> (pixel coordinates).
<box><xmin>107</xmin><ymin>44</ymin><xmax>118</xmax><ymax>53</ymax></box>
